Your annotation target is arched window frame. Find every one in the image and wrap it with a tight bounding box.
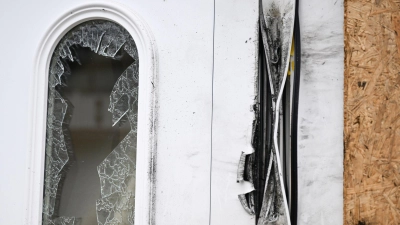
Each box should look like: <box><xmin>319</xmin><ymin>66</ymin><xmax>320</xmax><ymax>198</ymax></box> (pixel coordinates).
<box><xmin>24</xmin><ymin>2</ymin><xmax>158</xmax><ymax>225</ymax></box>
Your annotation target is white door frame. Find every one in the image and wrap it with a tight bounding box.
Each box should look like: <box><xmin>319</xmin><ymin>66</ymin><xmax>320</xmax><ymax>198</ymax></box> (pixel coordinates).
<box><xmin>24</xmin><ymin>2</ymin><xmax>158</xmax><ymax>224</ymax></box>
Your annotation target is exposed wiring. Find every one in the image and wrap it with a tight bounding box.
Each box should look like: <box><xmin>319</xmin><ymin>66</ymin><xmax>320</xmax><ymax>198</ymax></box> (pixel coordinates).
<box><xmin>272</xmin><ymin>60</ymin><xmax>292</xmax><ymax>225</ymax></box>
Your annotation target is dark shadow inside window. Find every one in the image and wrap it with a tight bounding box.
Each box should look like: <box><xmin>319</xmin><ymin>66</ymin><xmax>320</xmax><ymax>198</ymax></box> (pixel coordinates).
<box><xmin>55</xmin><ymin>45</ymin><xmax>134</xmax><ymax>224</ymax></box>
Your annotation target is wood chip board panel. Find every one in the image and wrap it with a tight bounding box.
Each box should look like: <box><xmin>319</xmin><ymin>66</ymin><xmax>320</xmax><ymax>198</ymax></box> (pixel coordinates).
<box><xmin>345</xmin><ymin>0</ymin><xmax>400</xmax><ymax>224</ymax></box>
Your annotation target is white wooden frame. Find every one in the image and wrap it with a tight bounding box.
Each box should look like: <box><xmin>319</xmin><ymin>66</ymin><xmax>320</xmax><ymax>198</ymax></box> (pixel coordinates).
<box><xmin>24</xmin><ymin>2</ymin><xmax>158</xmax><ymax>224</ymax></box>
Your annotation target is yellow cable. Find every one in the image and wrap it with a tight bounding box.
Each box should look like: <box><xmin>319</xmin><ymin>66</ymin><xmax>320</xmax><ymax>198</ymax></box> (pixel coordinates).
<box><xmin>288</xmin><ymin>38</ymin><xmax>295</xmax><ymax>76</ymax></box>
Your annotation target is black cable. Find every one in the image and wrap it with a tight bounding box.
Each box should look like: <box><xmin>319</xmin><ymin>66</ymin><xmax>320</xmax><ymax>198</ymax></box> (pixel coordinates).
<box><xmin>290</xmin><ymin>0</ymin><xmax>301</xmax><ymax>224</ymax></box>
<box><xmin>254</xmin><ymin>25</ymin><xmax>264</xmax><ymax>220</ymax></box>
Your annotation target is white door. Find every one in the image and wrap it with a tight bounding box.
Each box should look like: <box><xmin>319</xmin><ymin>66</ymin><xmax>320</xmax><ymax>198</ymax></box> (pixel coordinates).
<box><xmin>0</xmin><ymin>0</ymin><xmax>343</xmax><ymax>225</ymax></box>
<box><xmin>0</xmin><ymin>0</ymin><xmax>257</xmax><ymax>224</ymax></box>
<box><xmin>0</xmin><ymin>1</ymin><xmax>215</xmax><ymax>224</ymax></box>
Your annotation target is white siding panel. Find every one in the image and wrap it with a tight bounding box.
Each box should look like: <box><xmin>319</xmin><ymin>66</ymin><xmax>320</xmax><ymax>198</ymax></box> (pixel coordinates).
<box><xmin>298</xmin><ymin>0</ymin><xmax>344</xmax><ymax>224</ymax></box>
<box><xmin>211</xmin><ymin>0</ymin><xmax>258</xmax><ymax>224</ymax></box>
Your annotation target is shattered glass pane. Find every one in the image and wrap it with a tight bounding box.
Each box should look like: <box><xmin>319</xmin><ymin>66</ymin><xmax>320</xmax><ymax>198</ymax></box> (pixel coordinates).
<box><xmin>43</xmin><ymin>20</ymin><xmax>139</xmax><ymax>225</ymax></box>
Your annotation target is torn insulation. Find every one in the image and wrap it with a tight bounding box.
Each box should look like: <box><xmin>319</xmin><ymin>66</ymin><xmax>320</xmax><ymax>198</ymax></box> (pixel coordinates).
<box><xmin>238</xmin><ymin>152</ymin><xmax>256</xmax><ymax>215</ymax></box>
<box><xmin>237</xmin><ymin>152</ymin><xmax>247</xmax><ymax>182</ymax></box>
<box><xmin>239</xmin><ymin>193</ymin><xmax>256</xmax><ymax>215</ymax></box>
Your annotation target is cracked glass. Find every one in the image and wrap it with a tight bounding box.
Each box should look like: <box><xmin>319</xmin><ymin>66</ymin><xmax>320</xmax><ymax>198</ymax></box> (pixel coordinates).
<box><xmin>42</xmin><ymin>20</ymin><xmax>139</xmax><ymax>225</ymax></box>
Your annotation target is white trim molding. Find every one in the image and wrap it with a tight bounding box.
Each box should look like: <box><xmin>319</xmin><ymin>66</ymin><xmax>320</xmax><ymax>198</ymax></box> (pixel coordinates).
<box><xmin>24</xmin><ymin>2</ymin><xmax>158</xmax><ymax>225</ymax></box>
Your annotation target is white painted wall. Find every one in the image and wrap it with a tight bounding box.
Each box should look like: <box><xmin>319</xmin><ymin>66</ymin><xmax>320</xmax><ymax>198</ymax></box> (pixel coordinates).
<box><xmin>129</xmin><ymin>1</ymin><xmax>214</xmax><ymax>224</ymax></box>
<box><xmin>297</xmin><ymin>0</ymin><xmax>344</xmax><ymax>224</ymax></box>
<box><xmin>211</xmin><ymin>0</ymin><xmax>258</xmax><ymax>224</ymax></box>
<box><xmin>0</xmin><ymin>0</ymin><xmax>343</xmax><ymax>224</ymax></box>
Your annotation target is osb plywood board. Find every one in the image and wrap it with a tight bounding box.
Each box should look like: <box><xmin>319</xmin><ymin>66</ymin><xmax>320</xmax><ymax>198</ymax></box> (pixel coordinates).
<box><xmin>345</xmin><ymin>0</ymin><xmax>400</xmax><ymax>224</ymax></box>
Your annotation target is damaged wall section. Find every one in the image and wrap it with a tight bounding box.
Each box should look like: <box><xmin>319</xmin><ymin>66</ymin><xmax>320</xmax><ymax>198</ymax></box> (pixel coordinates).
<box><xmin>237</xmin><ymin>0</ymin><xmax>296</xmax><ymax>224</ymax></box>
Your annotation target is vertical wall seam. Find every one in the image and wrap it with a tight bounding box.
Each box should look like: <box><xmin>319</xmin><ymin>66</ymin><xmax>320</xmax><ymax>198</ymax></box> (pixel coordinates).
<box><xmin>209</xmin><ymin>0</ymin><xmax>216</xmax><ymax>224</ymax></box>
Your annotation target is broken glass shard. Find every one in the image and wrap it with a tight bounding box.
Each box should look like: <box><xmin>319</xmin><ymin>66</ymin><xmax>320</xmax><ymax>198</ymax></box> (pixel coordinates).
<box><xmin>43</xmin><ymin>20</ymin><xmax>138</xmax><ymax>225</ymax></box>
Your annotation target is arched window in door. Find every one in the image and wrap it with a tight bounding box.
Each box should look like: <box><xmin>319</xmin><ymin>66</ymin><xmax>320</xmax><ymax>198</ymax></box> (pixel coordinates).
<box><xmin>43</xmin><ymin>20</ymin><xmax>138</xmax><ymax>225</ymax></box>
